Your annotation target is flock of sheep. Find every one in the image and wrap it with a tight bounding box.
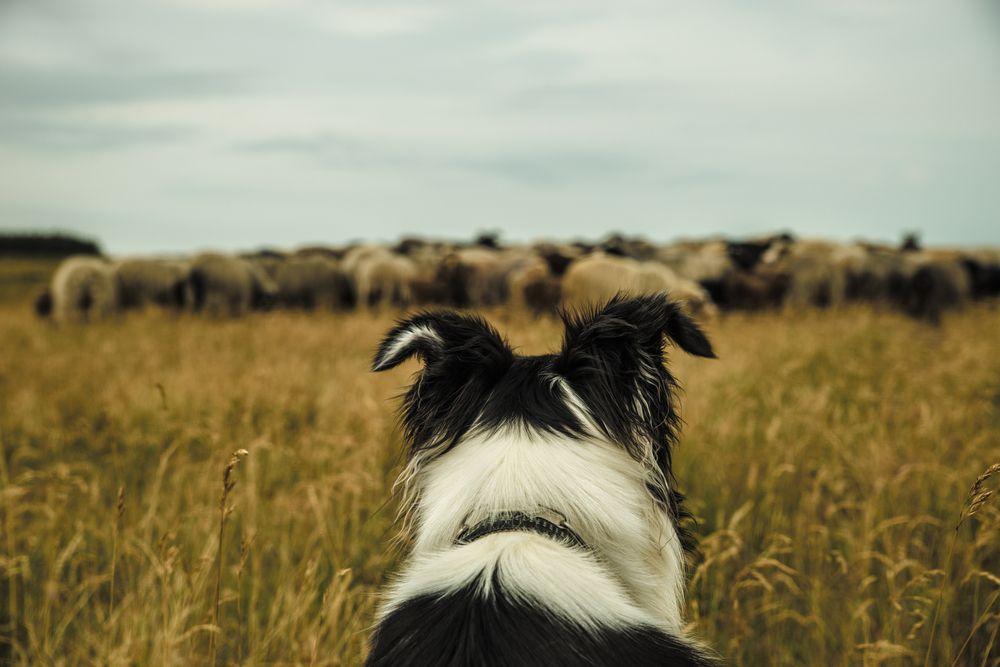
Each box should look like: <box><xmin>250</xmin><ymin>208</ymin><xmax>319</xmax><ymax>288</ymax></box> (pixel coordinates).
<box><xmin>34</xmin><ymin>233</ymin><xmax>1000</xmax><ymax>323</ymax></box>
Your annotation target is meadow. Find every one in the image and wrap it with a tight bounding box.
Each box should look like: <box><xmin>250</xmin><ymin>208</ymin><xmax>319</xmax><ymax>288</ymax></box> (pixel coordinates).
<box><xmin>1</xmin><ymin>262</ymin><xmax>998</xmax><ymax>665</ymax></box>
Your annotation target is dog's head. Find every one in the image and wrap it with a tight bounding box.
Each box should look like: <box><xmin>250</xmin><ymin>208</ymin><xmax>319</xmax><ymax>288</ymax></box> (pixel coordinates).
<box><xmin>373</xmin><ymin>293</ymin><xmax>714</xmax><ymax>625</ymax></box>
<box><xmin>374</xmin><ymin>291</ymin><xmax>713</xmax><ymax>525</ymax></box>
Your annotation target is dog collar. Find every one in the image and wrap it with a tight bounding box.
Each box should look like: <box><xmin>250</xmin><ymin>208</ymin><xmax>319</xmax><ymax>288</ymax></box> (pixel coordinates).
<box><xmin>455</xmin><ymin>510</ymin><xmax>587</xmax><ymax>550</ymax></box>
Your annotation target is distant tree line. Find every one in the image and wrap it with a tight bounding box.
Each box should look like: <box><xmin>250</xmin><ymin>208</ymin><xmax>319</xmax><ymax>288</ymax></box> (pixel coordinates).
<box><xmin>0</xmin><ymin>233</ymin><xmax>102</xmax><ymax>258</ymax></box>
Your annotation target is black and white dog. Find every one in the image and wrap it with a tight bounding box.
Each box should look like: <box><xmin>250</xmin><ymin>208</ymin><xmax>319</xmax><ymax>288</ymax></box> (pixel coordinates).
<box><xmin>367</xmin><ymin>294</ymin><xmax>717</xmax><ymax>666</ymax></box>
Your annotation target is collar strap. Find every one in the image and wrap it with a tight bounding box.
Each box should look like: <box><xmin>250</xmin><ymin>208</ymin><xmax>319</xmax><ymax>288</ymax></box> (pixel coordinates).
<box><xmin>455</xmin><ymin>510</ymin><xmax>587</xmax><ymax>550</ymax></box>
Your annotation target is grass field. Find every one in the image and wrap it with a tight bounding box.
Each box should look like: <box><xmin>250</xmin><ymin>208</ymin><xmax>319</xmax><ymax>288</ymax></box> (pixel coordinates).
<box><xmin>1</xmin><ymin>261</ymin><xmax>999</xmax><ymax>665</ymax></box>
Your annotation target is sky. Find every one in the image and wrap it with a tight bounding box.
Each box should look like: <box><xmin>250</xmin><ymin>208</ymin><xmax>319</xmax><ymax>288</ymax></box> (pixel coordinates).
<box><xmin>1</xmin><ymin>0</ymin><xmax>998</xmax><ymax>254</ymax></box>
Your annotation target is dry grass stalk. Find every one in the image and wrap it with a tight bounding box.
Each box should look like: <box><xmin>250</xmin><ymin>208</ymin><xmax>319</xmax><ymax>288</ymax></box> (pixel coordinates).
<box><xmin>236</xmin><ymin>532</ymin><xmax>256</xmax><ymax>664</ymax></box>
<box><xmin>109</xmin><ymin>485</ymin><xmax>125</xmax><ymax>618</ymax></box>
<box><xmin>924</xmin><ymin>461</ymin><xmax>1000</xmax><ymax>667</ymax></box>
<box><xmin>0</xmin><ymin>425</ymin><xmax>18</xmax><ymax>649</ymax></box>
<box><xmin>209</xmin><ymin>448</ymin><xmax>249</xmax><ymax>665</ymax></box>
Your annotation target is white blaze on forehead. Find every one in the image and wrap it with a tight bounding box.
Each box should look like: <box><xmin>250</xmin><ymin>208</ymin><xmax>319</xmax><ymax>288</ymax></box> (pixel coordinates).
<box><xmin>406</xmin><ymin>427</ymin><xmax>687</xmax><ymax>632</ymax></box>
<box><xmin>374</xmin><ymin>323</ymin><xmax>442</xmax><ymax>370</ymax></box>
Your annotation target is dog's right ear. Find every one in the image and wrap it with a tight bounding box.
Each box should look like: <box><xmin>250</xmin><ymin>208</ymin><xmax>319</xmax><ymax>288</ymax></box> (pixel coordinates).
<box><xmin>372</xmin><ymin>311</ymin><xmax>512</xmax><ymax>373</ymax></box>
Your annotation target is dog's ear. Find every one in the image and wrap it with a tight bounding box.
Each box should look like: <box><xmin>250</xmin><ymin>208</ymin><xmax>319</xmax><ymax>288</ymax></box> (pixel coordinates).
<box><xmin>373</xmin><ymin>311</ymin><xmax>513</xmax><ymax>451</ymax></box>
<box><xmin>372</xmin><ymin>311</ymin><xmax>513</xmax><ymax>373</ymax></box>
<box><xmin>555</xmin><ymin>293</ymin><xmax>714</xmax><ymax>465</ymax></box>
<box><xmin>557</xmin><ymin>293</ymin><xmax>715</xmax><ymax>366</ymax></box>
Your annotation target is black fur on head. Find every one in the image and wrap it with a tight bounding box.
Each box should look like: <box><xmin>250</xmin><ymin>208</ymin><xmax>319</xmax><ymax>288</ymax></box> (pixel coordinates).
<box><xmin>373</xmin><ymin>294</ymin><xmax>714</xmax><ymax>490</ymax></box>
<box><xmin>373</xmin><ymin>311</ymin><xmax>516</xmax><ymax>452</ymax></box>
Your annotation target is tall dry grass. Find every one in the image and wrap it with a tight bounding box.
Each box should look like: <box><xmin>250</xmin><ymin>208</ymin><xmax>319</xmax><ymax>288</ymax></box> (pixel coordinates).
<box><xmin>0</xmin><ymin>265</ymin><xmax>998</xmax><ymax>665</ymax></box>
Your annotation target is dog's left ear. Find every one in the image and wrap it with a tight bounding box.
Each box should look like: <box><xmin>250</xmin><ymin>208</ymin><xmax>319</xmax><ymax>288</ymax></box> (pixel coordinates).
<box><xmin>372</xmin><ymin>310</ymin><xmax>513</xmax><ymax>373</ymax></box>
<box><xmin>557</xmin><ymin>293</ymin><xmax>715</xmax><ymax>366</ymax></box>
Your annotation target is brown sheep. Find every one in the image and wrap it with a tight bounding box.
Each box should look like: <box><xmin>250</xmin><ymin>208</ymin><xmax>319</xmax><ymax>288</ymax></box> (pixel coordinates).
<box><xmin>188</xmin><ymin>253</ymin><xmax>278</xmax><ymax>316</ymax></box>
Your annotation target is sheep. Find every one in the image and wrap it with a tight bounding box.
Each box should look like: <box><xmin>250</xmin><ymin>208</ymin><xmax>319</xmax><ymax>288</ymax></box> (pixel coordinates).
<box><xmin>962</xmin><ymin>249</ymin><xmax>1000</xmax><ymax>300</ymax></box>
<box><xmin>562</xmin><ymin>252</ymin><xmax>715</xmax><ymax>317</ymax></box>
<box><xmin>188</xmin><ymin>253</ymin><xmax>277</xmax><ymax>316</ymax></box>
<box><xmin>895</xmin><ymin>251</ymin><xmax>971</xmax><ymax>323</ymax></box>
<box><xmin>272</xmin><ymin>255</ymin><xmax>352</xmax><ymax>310</ymax></box>
<box><xmin>439</xmin><ymin>247</ymin><xmax>508</xmax><ymax>307</ymax></box>
<box><xmin>506</xmin><ymin>253</ymin><xmax>561</xmax><ymax>315</ymax></box>
<box><xmin>48</xmin><ymin>256</ymin><xmax>119</xmax><ymax>323</ymax></box>
<box><xmin>114</xmin><ymin>258</ymin><xmax>191</xmax><ymax>311</ymax></box>
<box><xmin>761</xmin><ymin>239</ymin><xmax>849</xmax><ymax>309</ymax></box>
<box><xmin>344</xmin><ymin>246</ymin><xmax>418</xmax><ymax>308</ymax></box>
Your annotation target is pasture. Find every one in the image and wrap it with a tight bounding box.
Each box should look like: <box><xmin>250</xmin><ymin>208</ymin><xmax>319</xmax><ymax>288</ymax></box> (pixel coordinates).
<box><xmin>1</xmin><ymin>260</ymin><xmax>998</xmax><ymax>665</ymax></box>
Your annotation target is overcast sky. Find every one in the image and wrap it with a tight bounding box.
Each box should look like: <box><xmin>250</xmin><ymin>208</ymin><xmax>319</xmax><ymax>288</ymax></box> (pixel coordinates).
<box><xmin>1</xmin><ymin>0</ymin><xmax>998</xmax><ymax>254</ymax></box>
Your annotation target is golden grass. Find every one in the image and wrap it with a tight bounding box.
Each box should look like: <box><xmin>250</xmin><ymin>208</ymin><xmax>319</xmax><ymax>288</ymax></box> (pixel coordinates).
<box><xmin>0</xmin><ymin>264</ymin><xmax>998</xmax><ymax>665</ymax></box>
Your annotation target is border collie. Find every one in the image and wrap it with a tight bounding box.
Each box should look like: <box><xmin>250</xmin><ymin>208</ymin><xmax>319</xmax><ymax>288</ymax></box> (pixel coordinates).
<box><xmin>367</xmin><ymin>294</ymin><xmax>717</xmax><ymax>666</ymax></box>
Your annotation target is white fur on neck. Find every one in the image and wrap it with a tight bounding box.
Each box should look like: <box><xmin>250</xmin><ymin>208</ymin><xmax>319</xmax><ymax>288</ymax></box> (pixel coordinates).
<box><xmin>381</xmin><ymin>533</ymin><xmax>658</xmax><ymax>631</ymax></box>
<box><xmin>384</xmin><ymin>427</ymin><xmax>687</xmax><ymax>633</ymax></box>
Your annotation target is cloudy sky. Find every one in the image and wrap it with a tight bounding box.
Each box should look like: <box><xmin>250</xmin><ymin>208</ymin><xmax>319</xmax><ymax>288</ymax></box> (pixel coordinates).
<box><xmin>1</xmin><ymin>0</ymin><xmax>998</xmax><ymax>254</ymax></box>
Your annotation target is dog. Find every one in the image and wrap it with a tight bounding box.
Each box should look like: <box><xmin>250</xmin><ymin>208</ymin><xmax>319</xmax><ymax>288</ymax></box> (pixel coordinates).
<box><xmin>367</xmin><ymin>294</ymin><xmax>717</xmax><ymax>666</ymax></box>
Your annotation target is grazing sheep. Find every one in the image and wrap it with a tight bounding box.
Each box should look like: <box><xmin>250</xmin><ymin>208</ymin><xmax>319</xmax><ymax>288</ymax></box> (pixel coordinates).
<box><xmin>761</xmin><ymin>240</ymin><xmax>849</xmax><ymax>309</ymax></box>
<box><xmin>633</xmin><ymin>261</ymin><xmax>717</xmax><ymax>318</ymax></box>
<box><xmin>561</xmin><ymin>253</ymin><xmax>634</xmax><ymax>307</ymax></box>
<box><xmin>344</xmin><ymin>246</ymin><xmax>417</xmax><ymax>308</ymax></box>
<box><xmin>837</xmin><ymin>244</ymin><xmax>887</xmax><ymax>303</ymax></box>
<box><xmin>273</xmin><ymin>255</ymin><xmax>352</xmax><ymax>310</ymax></box>
<box><xmin>562</xmin><ymin>252</ymin><xmax>715</xmax><ymax>317</ymax></box>
<box><xmin>293</xmin><ymin>245</ymin><xmax>345</xmax><ymax>260</ymax></box>
<box><xmin>401</xmin><ymin>241</ymin><xmax>454</xmax><ymax>305</ymax></box>
<box><xmin>188</xmin><ymin>253</ymin><xmax>277</xmax><ymax>316</ymax></box>
<box><xmin>896</xmin><ymin>251</ymin><xmax>971</xmax><ymax>323</ymax></box>
<box><xmin>962</xmin><ymin>249</ymin><xmax>1000</xmax><ymax>300</ymax></box>
<box><xmin>114</xmin><ymin>258</ymin><xmax>191</xmax><ymax>311</ymax></box>
<box><xmin>507</xmin><ymin>254</ymin><xmax>561</xmax><ymax>315</ymax></box>
<box><xmin>720</xmin><ymin>268</ymin><xmax>790</xmax><ymax>311</ymax></box>
<box><xmin>658</xmin><ymin>240</ymin><xmax>732</xmax><ymax>283</ymax></box>
<box><xmin>532</xmin><ymin>242</ymin><xmax>580</xmax><ymax>277</ymax></box>
<box><xmin>599</xmin><ymin>233</ymin><xmax>658</xmax><ymax>260</ymax></box>
<box><xmin>658</xmin><ymin>240</ymin><xmax>735</xmax><ymax>306</ymax></box>
<box><xmin>49</xmin><ymin>256</ymin><xmax>119</xmax><ymax>323</ymax></box>
<box><xmin>441</xmin><ymin>247</ymin><xmax>508</xmax><ymax>307</ymax></box>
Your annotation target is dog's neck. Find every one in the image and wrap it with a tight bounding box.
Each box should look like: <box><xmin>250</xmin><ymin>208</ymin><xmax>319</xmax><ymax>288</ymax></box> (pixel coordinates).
<box><xmin>385</xmin><ymin>428</ymin><xmax>688</xmax><ymax>634</ymax></box>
